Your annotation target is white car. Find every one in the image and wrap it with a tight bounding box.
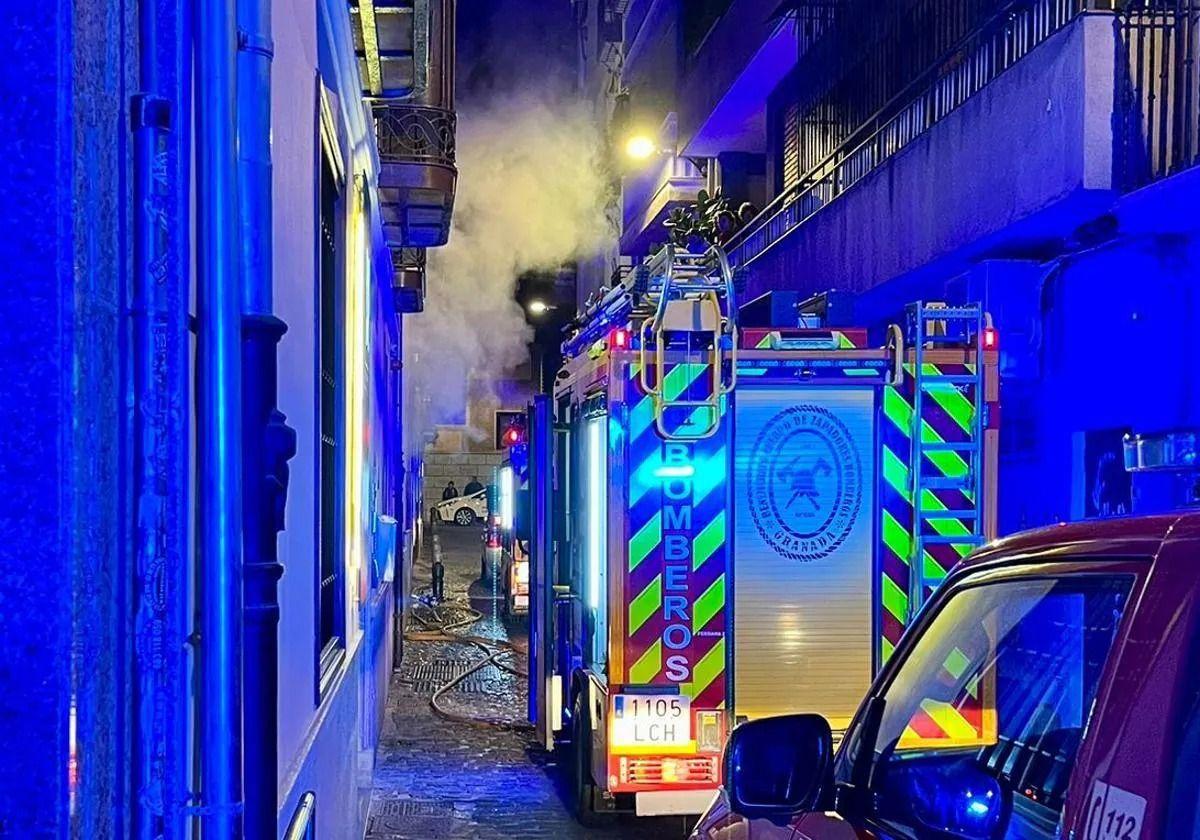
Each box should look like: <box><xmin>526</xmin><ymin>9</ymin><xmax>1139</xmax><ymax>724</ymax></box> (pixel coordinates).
<box><xmin>431</xmin><ymin>490</ymin><xmax>488</xmax><ymax>526</ymax></box>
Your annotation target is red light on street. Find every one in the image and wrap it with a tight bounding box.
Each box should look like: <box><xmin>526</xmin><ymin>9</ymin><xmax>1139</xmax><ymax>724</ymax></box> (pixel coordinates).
<box><xmin>610</xmin><ymin>328</ymin><xmax>629</xmax><ymax>349</ymax></box>
<box><xmin>504</xmin><ymin>428</ymin><xmax>520</xmax><ymax>445</ymax></box>
<box><xmin>982</xmin><ymin>326</ymin><xmax>999</xmax><ymax>350</ymax></box>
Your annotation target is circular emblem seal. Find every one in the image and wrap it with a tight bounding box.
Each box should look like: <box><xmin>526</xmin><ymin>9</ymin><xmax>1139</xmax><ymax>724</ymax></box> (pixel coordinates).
<box><xmin>747</xmin><ymin>404</ymin><xmax>863</xmax><ymax>562</ymax></box>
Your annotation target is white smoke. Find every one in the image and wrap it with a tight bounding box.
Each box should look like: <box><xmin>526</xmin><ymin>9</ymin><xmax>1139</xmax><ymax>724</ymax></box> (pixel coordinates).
<box><xmin>404</xmin><ymin>95</ymin><xmax>614</xmax><ymax>454</ymax></box>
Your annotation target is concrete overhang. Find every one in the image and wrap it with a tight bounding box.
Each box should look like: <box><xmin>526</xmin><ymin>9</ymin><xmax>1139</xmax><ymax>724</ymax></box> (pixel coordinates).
<box><xmin>737</xmin><ymin>15</ymin><xmax>1121</xmax><ymax>302</ymax></box>
<box><xmin>681</xmin><ymin>16</ymin><xmax>798</xmax><ymax>157</ymax></box>
<box><xmin>620</xmin><ymin>161</ymin><xmax>707</xmax><ymax>255</ymax></box>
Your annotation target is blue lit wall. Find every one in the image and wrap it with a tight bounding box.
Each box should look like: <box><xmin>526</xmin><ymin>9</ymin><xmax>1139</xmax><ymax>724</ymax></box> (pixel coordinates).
<box><xmin>0</xmin><ymin>0</ymin><xmax>134</xmax><ymax>834</ymax></box>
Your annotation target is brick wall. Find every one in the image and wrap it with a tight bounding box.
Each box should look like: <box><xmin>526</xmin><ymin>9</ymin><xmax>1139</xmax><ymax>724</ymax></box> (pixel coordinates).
<box><xmin>423</xmin><ymin>451</ymin><xmax>506</xmax><ymax>513</ymax></box>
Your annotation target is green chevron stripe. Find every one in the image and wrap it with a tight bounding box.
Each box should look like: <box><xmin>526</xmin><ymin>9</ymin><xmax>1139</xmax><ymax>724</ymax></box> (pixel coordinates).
<box><xmin>882</xmin><ymin>636</ymin><xmax>896</xmax><ymax>662</ymax></box>
<box><xmin>628</xmin><ymin>448</ymin><xmax>662</xmax><ymax>507</ymax></box>
<box><xmin>693</xmin><ymin>574</ymin><xmax>726</xmax><ymax>633</ymax></box>
<box><xmin>663</xmin><ymin>363</ymin><xmax>708</xmax><ymax>402</ymax></box>
<box><xmin>629</xmin><ymin>513</ymin><xmax>661</xmax><ymax>571</ymax></box>
<box><xmin>884</xmin><ymin>386</ymin><xmax>971</xmax><ymax>479</ymax></box>
<box><xmin>629</xmin><ymin>575</ymin><xmax>662</xmax><ymax>635</ymax></box>
<box><xmin>920</xmin><ymin>491</ymin><xmax>975</xmax><ymax>556</ymax></box>
<box><xmin>882</xmin><ymin>509</ymin><xmax>912</xmax><ymax>564</ymax></box>
<box><xmin>693</xmin><ymin>512</ymin><xmax>726</xmax><ymax>570</ymax></box>
<box><xmin>944</xmin><ymin>646</ymin><xmax>971</xmax><ymax>680</ymax></box>
<box><xmin>687</xmin><ymin>638</ymin><xmax>726</xmax><ymax>699</ymax></box>
<box><xmin>908</xmin><ymin>362</ymin><xmax>975</xmax><ymax>435</ymax></box>
<box><xmin>629</xmin><ymin>640</ymin><xmax>662</xmax><ymax>684</ymax></box>
<box><xmin>884</xmin><ymin>386</ymin><xmax>913</xmax><ymax>435</ymax></box>
<box><xmin>756</xmin><ymin>335</ymin><xmax>772</xmax><ymax>349</ymax></box>
<box><xmin>882</xmin><ymin>446</ymin><xmax>912</xmax><ymax>503</ymax></box>
<box><xmin>630</xmin><ymin>394</ymin><xmax>654</xmax><ymax>442</ymax></box>
<box><xmin>837</xmin><ymin>332</ymin><xmax>856</xmax><ymax>349</ymax></box>
<box><xmin>882</xmin><ymin>572</ymin><xmax>909</xmax><ymax>623</ymax></box>
<box><xmin>923</xmin><ymin>551</ymin><xmax>948</xmax><ymax>581</ymax></box>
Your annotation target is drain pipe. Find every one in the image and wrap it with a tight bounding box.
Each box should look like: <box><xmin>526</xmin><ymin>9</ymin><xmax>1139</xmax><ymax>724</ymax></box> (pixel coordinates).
<box><xmin>196</xmin><ymin>0</ymin><xmax>245</xmax><ymax>834</ymax></box>
<box><xmin>132</xmin><ymin>0</ymin><xmax>190</xmax><ymax>834</ymax></box>
<box><xmin>237</xmin><ymin>0</ymin><xmax>295</xmax><ymax>837</ymax></box>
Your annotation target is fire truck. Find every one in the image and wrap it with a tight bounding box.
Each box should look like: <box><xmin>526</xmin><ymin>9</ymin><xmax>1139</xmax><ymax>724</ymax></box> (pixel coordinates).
<box><xmin>523</xmin><ymin>245</ymin><xmax>999</xmax><ymax>821</ymax></box>
<box><xmin>482</xmin><ymin>433</ymin><xmax>531</xmax><ymax>616</ymax></box>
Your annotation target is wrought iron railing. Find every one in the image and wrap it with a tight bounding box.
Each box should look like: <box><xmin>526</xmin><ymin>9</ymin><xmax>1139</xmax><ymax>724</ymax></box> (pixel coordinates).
<box><xmin>372</xmin><ymin>104</ymin><xmax>457</xmax><ymax>168</ymax></box>
<box><xmin>729</xmin><ymin>0</ymin><xmax>1096</xmax><ymax>266</ymax></box>
<box><xmin>1117</xmin><ymin>0</ymin><xmax>1200</xmax><ymax>188</ymax></box>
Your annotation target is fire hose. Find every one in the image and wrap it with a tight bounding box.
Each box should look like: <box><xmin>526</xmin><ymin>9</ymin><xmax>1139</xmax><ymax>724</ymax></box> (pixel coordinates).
<box><xmin>404</xmin><ymin>529</ymin><xmax>533</xmax><ymax>731</ymax></box>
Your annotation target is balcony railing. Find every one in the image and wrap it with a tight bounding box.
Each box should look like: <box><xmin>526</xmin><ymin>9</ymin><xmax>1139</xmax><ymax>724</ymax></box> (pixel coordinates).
<box><xmin>1118</xmin><ymin>0</ymin><xmax>1200</xmax><ymax>188</ymax></box>
<box><xmin>729</xmin><ymin>0</ymin><xmax>1095</xmax><ymax>267</ymax></box>
<box><xmin>373</xmin><ymin>104</ymin><xmax>457</xmax><ymax>169</ymax></box>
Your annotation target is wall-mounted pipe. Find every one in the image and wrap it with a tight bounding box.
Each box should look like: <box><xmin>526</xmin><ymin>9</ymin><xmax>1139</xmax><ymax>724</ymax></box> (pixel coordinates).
<box><xmin>196</xmin><ymin>0</ymin><xmax>245</xmax><ymax>833</ymax></box>
<box><xmin>132</xmin><ymin>0</ymin><xmax>191</xmax><ymax>834</ymax></box>
<box><xmin>237</xmin><ymin>0</ymin><xmax>295</xmax><ymax>836</ymax></box>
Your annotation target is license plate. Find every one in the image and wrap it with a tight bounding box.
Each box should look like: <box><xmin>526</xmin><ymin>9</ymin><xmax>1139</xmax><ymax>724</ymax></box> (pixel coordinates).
<box><xmin>612</xmin><ymin>694</ymin><xmax>691</xmax><ymax>747</ymax></box>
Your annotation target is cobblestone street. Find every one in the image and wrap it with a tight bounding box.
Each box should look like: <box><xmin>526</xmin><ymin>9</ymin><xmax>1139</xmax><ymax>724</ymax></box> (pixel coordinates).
<box><xmin>367</xmin><ymin>523</ymin><xmax>691</xmax><ymax>839</ymax></box>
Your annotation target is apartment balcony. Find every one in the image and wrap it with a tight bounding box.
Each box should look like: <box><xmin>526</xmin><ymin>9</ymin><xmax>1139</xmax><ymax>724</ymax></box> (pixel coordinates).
<box><xmin>621</xmin><ymin>114</ymin><xmax>711</xmax><ymax>255</ymax></box>
<box><xmin>374</xmin><ymin>104</ymin><xmax>457</xmax><ymax>248</ymax></box>
<box><xmin>727</xmin><ymin>2</ymin><xmax>1124</xmax><ymax>300</ymax></box>
<box><xmin>392</xmin><ymin>246</ymin><xmax>427</xmax><ymax>313</ymax></box>
<box><xmin>352</xmin><ymin>0</ymin><xmax>457</xmax><ymax>249</ymax></box>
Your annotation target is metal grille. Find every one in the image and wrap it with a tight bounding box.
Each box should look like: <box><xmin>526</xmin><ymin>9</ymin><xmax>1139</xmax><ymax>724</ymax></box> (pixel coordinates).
<box><xmin>733</xmin><ymin>0</ymin><xmax>1096</xmax><ymax>267</ymax></box>
<box><xmin>404</xmin><ymin>659</ymin><xmax>503</xmax><ymax>694</ymax></box>
<box><xmin>373</xmin><ymin>104</ymin><xmax>457</xmax><ymax>167</ymax></box>
<box><xmin>1118</xmin><ymin>0</ymin><xmax>1200</xmax><ymax>188</ymax></box>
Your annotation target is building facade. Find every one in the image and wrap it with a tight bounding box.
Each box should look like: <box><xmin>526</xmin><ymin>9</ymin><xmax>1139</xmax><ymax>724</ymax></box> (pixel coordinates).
<box><xmin>576</xmin><ymin>0</ymin><xmax>1200</xmax><ymax>531</ymax></box>
<box><xmin>0</xmin><ymin>0</ymin><xmax>454</xmax><ymax>837</ymax></box>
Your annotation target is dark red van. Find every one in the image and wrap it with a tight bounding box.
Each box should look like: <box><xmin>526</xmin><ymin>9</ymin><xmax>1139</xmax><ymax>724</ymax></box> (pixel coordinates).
<box><xmin>691</xmin><ymin>511</ymin><xmax>1200</xmax><ymax>840</ymax></box>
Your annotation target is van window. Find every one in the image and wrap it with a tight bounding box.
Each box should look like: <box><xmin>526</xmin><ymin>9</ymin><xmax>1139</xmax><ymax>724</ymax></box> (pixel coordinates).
<box><xmin>864</xmin><ymin>576</ymin><xmax>1132</xmax><ymax>840</ymax></box>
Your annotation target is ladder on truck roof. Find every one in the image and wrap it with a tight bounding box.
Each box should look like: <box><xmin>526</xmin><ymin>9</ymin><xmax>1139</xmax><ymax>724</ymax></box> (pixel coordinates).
<box><xmin>637</xmin><ymin>245</ymin><xmax>739</xmax><ymax>441</ymax></box>
<box><xmin>907</xmin><ymin>302</ymin><xmax>989</xmax><ymax>618</ymax></box>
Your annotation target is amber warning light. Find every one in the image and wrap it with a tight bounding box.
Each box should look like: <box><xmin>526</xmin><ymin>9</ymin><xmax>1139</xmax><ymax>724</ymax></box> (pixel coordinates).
<box><xmin>983</xmin><ymin>326</ymin><xmax>998</xmax><ymax>350</ymax></box>
<box><xmin>610</xmin><ymin>328</ymin><xmax>629</xmax><ymax>350</ymax></box>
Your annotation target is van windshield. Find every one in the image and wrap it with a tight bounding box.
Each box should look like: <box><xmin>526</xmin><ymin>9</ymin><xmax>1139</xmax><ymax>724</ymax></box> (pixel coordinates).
<box><xmin>859</xmin><ymin>575</ymin><xmax>1133</xmax><ymax>840</ymax></box>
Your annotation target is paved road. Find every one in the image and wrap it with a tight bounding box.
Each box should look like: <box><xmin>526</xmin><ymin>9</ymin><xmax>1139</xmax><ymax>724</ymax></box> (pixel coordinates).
<box><xmin>367</xmin><ymin>523</ymin><xmax>692</xmax><ymax>840</ymax></box>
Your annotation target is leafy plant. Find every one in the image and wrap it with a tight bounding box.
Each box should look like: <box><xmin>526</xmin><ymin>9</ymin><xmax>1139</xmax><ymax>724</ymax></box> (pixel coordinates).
<box><xmin>659</xmin><ymin>188</ymin><xmax>757</xmax><ymax>252</ymax></box>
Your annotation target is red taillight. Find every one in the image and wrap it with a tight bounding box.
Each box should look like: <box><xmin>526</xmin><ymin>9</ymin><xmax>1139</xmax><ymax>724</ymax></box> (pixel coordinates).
<box><xmin>982</xmin><ymin>326</ymin><xmax>998</xmax><ymax>350</ymax></box>
<box><xmin>610</xmin><ymin>328</ymin><xmax>629</xmax><ymax>349</ymax></box>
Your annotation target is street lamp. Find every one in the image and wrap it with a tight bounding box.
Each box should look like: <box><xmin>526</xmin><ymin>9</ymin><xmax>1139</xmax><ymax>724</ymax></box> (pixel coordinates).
<box><xmin>624</xmin><ymin>134</ymin><xmax>659</xmax><ymax>161</ymax></box>
<box><xmin>527</xmin><ymin>299</ymin><xmax>551</xmax><ymax>316</ymax></box>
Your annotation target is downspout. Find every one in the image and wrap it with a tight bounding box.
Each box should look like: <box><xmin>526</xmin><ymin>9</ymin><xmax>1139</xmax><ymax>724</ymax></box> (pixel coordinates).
<box><xmin>196</xmin><ymin>0</ymin><xmax>245</xmax><ymax>833</ymax></box>
<box><xmin>132</xmin><ymin>0</ymin><xmax>190</xmax><ymax>833</ymax></box>
<box><xmin>236</xmin><ymin>0</ymin><xmax>296</xmax><ymax>834</ymax></box>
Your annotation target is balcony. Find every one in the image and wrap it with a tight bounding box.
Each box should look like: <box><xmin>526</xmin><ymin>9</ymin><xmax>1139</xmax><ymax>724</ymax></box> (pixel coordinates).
<box><xmin>621</xmin><ymin>114</ymin><xmax>711</xmax><ymax>255</ymax></box>
<box><xmin>725</xmin><ymin>0</ymin><xmax>1133</xmax><ymax>300</ymax></box>
<box><xmin>352</xmin><ymin>0</ymin><xmax>457</xmax><ymax>249</ymax></box>
<box><xmin>374</xmin><ymin>104</ymin><xmax>457</xmax><ymax>248</ymax></box>
<box><xmin>391</xmin><ymin>246</ymin><xmax>427</xmax><ymax>313</ymax></box>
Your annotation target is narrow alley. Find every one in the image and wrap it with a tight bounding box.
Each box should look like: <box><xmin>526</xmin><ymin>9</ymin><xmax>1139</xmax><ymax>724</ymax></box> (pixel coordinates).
<box><xmin>367</xmin><ymin>524</ymin><xmax>688</xmax><ymax>840</ymax></box>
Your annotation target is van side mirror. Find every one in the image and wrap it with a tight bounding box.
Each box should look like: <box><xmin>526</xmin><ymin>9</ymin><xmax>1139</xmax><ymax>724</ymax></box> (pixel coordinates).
<box><xmin>726</xmin><ymin>714</ymin><xmax>833</xmax><ymax>820</ymax></box>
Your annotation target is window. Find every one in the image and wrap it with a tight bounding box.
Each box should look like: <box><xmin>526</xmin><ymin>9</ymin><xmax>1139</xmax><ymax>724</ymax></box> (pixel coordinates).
<box><xmin>316</xmin><ymin>127</ymin><xmax>345</xmax><ymax>693</ymax></box>
<box><xmin>850</xmin><ymin>575</ymin><xmax>1132</xmax><ymax>840</ymax></box>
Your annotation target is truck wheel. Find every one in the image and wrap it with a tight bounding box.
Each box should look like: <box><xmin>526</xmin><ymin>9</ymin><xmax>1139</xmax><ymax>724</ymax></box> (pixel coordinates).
<box><xmin>571</xmin><ymin>694</ymin><xmax>604</xmax><ymax>825</ymax></box>
<box><xmin>453</xmin><ymin>507</ymin><xmax>476</xmax><ymax>526</ymax></box>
